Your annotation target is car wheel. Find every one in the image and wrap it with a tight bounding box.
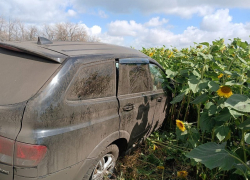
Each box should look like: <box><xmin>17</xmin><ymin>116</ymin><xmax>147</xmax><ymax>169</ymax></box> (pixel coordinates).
<box><xmin>84</xmin><ymin>144</ymin><xmax>119</xmax><ymax>180</ymax></box>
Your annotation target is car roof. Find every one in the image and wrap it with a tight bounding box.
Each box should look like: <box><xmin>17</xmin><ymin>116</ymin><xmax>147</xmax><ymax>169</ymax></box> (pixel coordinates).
<box><xmin>0</xmin><ymin>40</ymin><xmax>150</xmax><ymax>64</ymax></box>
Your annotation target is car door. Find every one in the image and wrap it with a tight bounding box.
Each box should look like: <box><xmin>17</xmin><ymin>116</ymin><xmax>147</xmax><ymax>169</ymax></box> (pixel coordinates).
<box><xmin>117</xmin><ymin>58</ymin><xmax>156</xmax><ymax>147</ymax></box>
<box><xmin>148</xmin><ymin>63</ymin><xmax>168</xmax><ymax>131</ymax></box>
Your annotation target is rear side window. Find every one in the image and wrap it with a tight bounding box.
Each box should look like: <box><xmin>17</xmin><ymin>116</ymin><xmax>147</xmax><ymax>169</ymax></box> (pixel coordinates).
<box><xmin>118</xmin><ymin>63</ymin><xmax>152</xmax><ymax>95</ymax></box>
<box><xmin>149</xmin><ymin>64</ymin><xmax>165</xmax><ymax>90</ymax></box>
<box><xmin>67</xmin><ymin>61</ymin><xmax>115</xmax><ymax>100</ymax></box>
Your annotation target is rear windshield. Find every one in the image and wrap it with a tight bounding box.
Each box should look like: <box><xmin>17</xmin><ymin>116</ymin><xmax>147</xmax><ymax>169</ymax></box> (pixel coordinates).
<box><xmin>0</xmin><ymin>48</ymin><xmax>60</xmax><ymax>105</ymax></box>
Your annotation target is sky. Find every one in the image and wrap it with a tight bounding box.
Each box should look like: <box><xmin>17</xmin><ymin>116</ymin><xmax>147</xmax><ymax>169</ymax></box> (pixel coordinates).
<box><xmin>1</xmin><ymin>0</ymin><xmax>250</xmax><ymax>49</ymax></box>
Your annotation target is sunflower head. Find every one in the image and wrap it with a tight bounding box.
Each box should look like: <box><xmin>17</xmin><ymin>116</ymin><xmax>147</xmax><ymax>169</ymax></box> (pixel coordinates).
<box><xmin>176</xmin><ymin>120</ymin><xmax>186</xmax><ymax>132</ymax></box>
<box><xmin>168</xmin><ymin>51</ymin><xmax>173</xmax><ymax>58</ymax></box>
<box><xmin>149</xmin><ymin>52</ymin><xmax>154</xmax><ymax>57</ymax></box>
<box><xmin>218</xmin><ymin>73</ymin><xmax>223</xmax><ymax>78</ymax></box>
<box><xmin>217</xmin><ymin>86</ymin><xmax>233</xmax><ymax>98</ymax></box>
<box><xmin>177</xmin><ymin>171</ymin><xmax>188</xmax><ymax>179</ymax></box>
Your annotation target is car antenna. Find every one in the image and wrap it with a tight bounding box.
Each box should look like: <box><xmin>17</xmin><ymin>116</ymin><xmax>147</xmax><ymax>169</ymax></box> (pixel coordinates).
<box><xmin>37</xmin><ymin>37</ymin><xmax>53</xmax><ymax>45</ymax></box>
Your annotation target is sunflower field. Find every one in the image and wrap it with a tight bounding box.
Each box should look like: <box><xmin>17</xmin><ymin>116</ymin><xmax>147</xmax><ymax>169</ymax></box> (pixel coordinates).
<box><xmin>138</xmin><ymin>38</ymin><xmax>250</xmax><ymax>179</ymax></box>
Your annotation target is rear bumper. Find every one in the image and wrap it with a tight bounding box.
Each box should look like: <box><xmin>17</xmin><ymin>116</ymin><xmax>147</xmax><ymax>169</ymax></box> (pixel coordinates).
<box><xmin>13</xmin><ymin>158</ymin><xmax>94</xmax><ymax>180</ymax></box>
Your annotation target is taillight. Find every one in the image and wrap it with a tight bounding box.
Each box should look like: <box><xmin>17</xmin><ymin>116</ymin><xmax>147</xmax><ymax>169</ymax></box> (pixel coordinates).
<box><xmin>15</xmin><ymin>142</ymin><xmax>47</xmax><ymax>167</ymax></box>
<box><xmin>0</xmin><ymin>136</ymin><xmax>47</xmax><ymax>167</ymax></box>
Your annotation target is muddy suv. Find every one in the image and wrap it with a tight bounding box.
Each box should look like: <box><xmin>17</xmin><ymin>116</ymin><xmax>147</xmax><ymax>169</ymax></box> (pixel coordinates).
<box><xmin>0</xmin><ymin>37</ymin><xmax>170</xmax><ymax>180</ymax></box>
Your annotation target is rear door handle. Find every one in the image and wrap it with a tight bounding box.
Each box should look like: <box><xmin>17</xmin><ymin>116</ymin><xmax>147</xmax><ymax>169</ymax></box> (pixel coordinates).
<box><xmin>123</xmin><ymin>103</ymin><xmax>134</xmax><ymax>111</ymax></box>
<box><xmin>157</xmin><ymin>97</ymin><xmax>163</xmax><ymax>102</ymax></box>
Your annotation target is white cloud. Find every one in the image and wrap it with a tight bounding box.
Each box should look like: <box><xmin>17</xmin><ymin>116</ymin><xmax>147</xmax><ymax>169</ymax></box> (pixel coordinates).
<box><xmin>200</xmin><ymin>9</ymin><xmax>232</xmax><ymax>31</ymax></box>
<box><xmin>98</xmin><ymin>10</ymin><xmax>108</xmax><ymax>18</ymax></box>
<box><xmin>1</xmin><ymin>0</ymin><xmax>250</xmax><ymax>25</ymax></box>
<box><xmin>145</xmin><ymin>17</ymin><xmax>168</xmax><ymax>27</ymax></box>
<box><xmin>72</xmin><ymin>0</ymin><xmax>250</xmax><ymax>18</ymax></box>
<box><xmin>0</xmin><ymin>1</ymin><xmax>250</xmax><ymax>49</ymax></box>
<box><xmin>89</xmin><ymin>25</ymin><xmax>102</xmax><ymax>35</ymax></box>
<box><xmin>67</xmin><ymin>9</ymin><xmax>77</xmax><ymax>17</ymax></box>
<box><xmin>107</xmin><ymin>20</ymin><xmax>145</xmax><ymax>36</ymax></box>
<box><xmin>79</xmin><ymin>24</ymin><xmax>102</xmax><ymax>36</ymax></box>
<box><xmin>99</xmin><ymin>33</ymin><xmax>125</xmax><ymax>45</ymax></box>
<box><xmin>97</xmin><ymin>10</ymin><xmax>250</xmax><ymax>49</ymax></box>
<box><xmin>0</xmin><ymin>0</ymin><xmax>70</xmax><ymax>23</ymax></box>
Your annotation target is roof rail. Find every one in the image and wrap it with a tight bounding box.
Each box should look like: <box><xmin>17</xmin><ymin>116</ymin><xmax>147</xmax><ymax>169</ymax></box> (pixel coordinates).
<box><xmin>37</xmin><ymin>37</ymin><xmax>53</xmax><ymax>45</ymax></box>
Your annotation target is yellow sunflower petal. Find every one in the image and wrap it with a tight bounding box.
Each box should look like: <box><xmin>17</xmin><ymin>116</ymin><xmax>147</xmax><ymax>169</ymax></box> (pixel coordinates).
<box><xmin>217</xmin><ymin>86</ymin><xmax>233</xmax><ymax>98</ymax></box>
<box><xmin>176</xmin><ymin>120</ymin><xmax>186</xmax><ymax>132</ymax></box>
<box><xmin>149</xmin><ymin>52</ymin><xmax>154</xmax><ymax>57</ymax></box>
<box><xmin>157</xmin><ymin>166</ymin><xmax>165</xmax><ymax>170</ymax></box>
<box><xmin>218</xmin><ymin>73</ymin><xmax>223</xmax><ymax>78</ymax></box>
<box><xmin>177</xmin><ymin>171</ymin><xmax>188</xmax><ymax>178</ymax></box>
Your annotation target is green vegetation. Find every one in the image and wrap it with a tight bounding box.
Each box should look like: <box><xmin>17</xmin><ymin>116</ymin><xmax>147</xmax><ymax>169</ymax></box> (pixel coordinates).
<box><xmin>117</xmin><ymin>38</ymin><xmax>250</xmax><ymax>179</ymax></box>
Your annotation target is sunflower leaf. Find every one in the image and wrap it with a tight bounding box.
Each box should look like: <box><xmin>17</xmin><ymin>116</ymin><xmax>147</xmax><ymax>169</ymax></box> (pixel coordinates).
<box><xmin>245</xmin><ymin>133</ymin><xmax>250</xmax><ymax>144</ymax></box>
<box><xmin>191</xmin><ymin>94</ymin><xmax>209</xmax><ymax>104</ymax></box>
<box><xmin>238</xmin><ymin>119</ymin><xmax>250</xmax><ymax>131</ymax></box>
<box><xmin>214</xmin><ymin>125</ymin><xmax>230</xmax><ymax>142</ymax></box>
<box><xmin>186</xmin><ymin>142</ymin><xmax>244</xmax><ymax>171</ymax></box>
<box><xmin>200</xmin><ymin>111</ymin><xmax>214</xmax><ymax>132</ymax></box>
<box><xmin>200</xmin><ymin>42</ymin><xmax>210</xmax><ymax>47</ymax></box>
<box><xmin>188</xmin><ymin>75</ymin><xmax>200</xmax><ymax>93</ymax></box>
<box><xmin>165</xmin><ymin>69</ymin><xmax>178</xmax><ymax>78</ymax></box>
<box><xmin>208</xmin><ymin>81</ymin><xmax>220</xmax><ymax>92</ymax></box>
<box><xmin>214</xmin><ymin>108</ymin><xmax>231</xmax><ymax>122</ymax></box>
<box><xmin>247</xmin><ymin>70</ymin><xmax>250</xmax><ymax>78</ymax></box>
<box><xmin>228</xmin><ymin>108</ymin><xmax>245</xmax><ymax>119</ymax></box>
<box><xmin>224</xmin><ymin>94</ymin><xmax>250</xmax><ymax>113</ymax></box>
<box><xmin>237</xmin><ymin>55</ymin><xmax>248</xmax><ymax>65</ymax></box>
<box><xmin>171</xmin><ymin>92</ymin><xmax>185</xmax><ymax>104</ymax></box>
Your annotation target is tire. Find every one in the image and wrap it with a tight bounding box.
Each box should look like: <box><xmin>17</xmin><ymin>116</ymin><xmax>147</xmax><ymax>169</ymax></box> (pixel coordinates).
<box><xmin>83</xmin><ymin>144</ymin><xmax>119</xmax><ymax>180</ymax></box>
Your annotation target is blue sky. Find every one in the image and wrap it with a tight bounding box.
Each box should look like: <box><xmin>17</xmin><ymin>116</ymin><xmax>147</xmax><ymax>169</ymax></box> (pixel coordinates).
<box><xmin>1</xmin><ymin>0</ymin><xmax>250</xmax><ymax>49</ymax></box>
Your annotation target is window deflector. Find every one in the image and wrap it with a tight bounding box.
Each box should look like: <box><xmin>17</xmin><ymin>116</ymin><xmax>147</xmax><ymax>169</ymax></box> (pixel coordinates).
<box><xmin>119</xmin><ymin>58</ymin><xmax>149</xmax><ymax>64</ymax></box>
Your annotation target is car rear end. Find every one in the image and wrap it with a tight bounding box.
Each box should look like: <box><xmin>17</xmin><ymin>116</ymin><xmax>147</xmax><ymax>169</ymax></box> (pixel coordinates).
<box><xmin>0</xmin><ymin>45</ymin><xmax>61</xmax><ymax>179</ymax></box>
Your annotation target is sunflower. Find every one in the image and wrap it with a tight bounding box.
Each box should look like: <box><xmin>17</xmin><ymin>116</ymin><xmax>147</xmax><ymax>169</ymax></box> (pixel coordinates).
<box><xmin>217</xmin><ymin>86</ymin><xmax>233</xmax><ymax>98</ymax></box>
<box><xmin>149</xmin><ymin>52</ymin><xmax>154</xmax><ymax>57</ymax></box>
<box><xmin>157</xmin><ymin>166</ymin><xmax>165</xmax><ymax>170</ymax></box>
<box><xmin>218</xmin><ymin>73</ymin><xmax>223</xmax><ymax>78</ymax></box>
<box><xmin>177</xmin><ymin>171</ymin><xmax>188</xmax><ymax>179</ymax></box>
<box><xmin>153</xmin><ymin>144</ymin><xmax>156</xmax><ymax>151</ymax></box>
<box><xmin>168</xmin><ymin>51</ymin><xmax>173</xmax><ymax>58</ymax></box>
<box><xmin>176</xmin><ymin>120</ymin><xmax>186</xmax><ymax>131</ymax></box>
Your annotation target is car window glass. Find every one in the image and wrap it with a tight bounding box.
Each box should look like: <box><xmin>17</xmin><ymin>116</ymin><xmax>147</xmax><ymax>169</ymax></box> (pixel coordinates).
<box><xmin>67</xmin><ymin>61</ymin><xmax>115</xmax><ymax>100</ymax></box>
<box><xmin>118</xmin><ymin>63</ymin><xmax>152</xmax><ymax>95</ymax></box>
<box><xmin>149</xmin><ymin>64</ymin><xmax>165</xmax><ymax>90</ymax></box>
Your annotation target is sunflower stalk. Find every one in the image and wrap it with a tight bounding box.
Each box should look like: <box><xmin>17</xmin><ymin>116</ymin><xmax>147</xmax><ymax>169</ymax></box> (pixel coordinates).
<box><xmin>240</xmin><ymin>85</ymin><xmax>247</xmax><ymax>163</ymax></box>
<box><xmin>184</xmin><ymin>92</ymin><xmax>191</xmax><ymax>122</ymax></box>
<box><xmin>177</xmin><ymin>96</ymin><xmax>185</xmax><ymax>119</ymax></box>
<box><xmin>197</xmin><ymin>58</ymin><xmax>207</xmax><ymax>129</ymax></box>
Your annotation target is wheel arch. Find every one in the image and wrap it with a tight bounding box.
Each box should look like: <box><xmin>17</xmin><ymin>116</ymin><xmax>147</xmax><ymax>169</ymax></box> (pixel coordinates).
<box><xmin>87</xmin><ymin>130</ymin><xmax>130</xmax><ymax>159</ymax></box>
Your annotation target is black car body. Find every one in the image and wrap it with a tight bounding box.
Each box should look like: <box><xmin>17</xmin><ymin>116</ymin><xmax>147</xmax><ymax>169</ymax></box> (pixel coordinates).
<box><xmin>0</xmin><ymin>38</ymin><xmax>170</xmax><ymax>180</ymax></box>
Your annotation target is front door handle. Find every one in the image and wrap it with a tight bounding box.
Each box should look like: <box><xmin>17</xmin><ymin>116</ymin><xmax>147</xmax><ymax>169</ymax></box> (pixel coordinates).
<box><xmin>157</xmin><ymin>97</ymin><xmax>163</xmax><ymax>102</ymax></box>
<box><xmin>123</xmin><ymin>103</ymin><xmax>134</xmax><ymax>111</ymax></box>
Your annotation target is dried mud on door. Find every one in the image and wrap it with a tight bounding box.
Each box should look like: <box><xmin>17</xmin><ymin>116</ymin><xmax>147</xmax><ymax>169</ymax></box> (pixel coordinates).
<box><xmin>117</xmin><ymin>62</ymin><xmax>156</xmax><ymax>147</ymax></box>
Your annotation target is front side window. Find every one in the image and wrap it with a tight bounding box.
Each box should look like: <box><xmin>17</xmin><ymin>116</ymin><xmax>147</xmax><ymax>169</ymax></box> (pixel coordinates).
<box><xmin>67</xmin><ymin>61</ymin><xmax>115</xmax><ymax>100</ymax></box>
<box><xmin>118</xmin><ymin>63</ymin><xmax>152</xmax><ymax>95</ymax></box>
<box><xmin>149</xmin><ymin>64</ymin><xmax>165</xmax><ymax>90</ymax></box>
